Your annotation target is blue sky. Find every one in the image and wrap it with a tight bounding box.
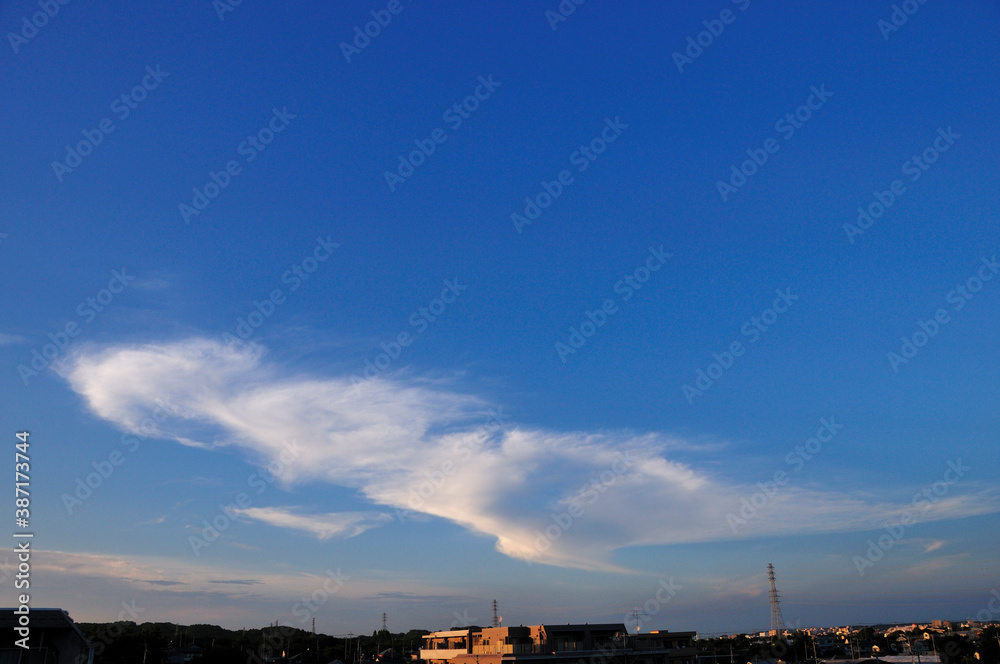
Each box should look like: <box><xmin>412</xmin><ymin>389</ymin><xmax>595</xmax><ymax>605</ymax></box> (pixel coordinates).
<box><xmin>2</xmin><ymin>0</ymin><xmax>999</xmax><ymax>636</ymax></box>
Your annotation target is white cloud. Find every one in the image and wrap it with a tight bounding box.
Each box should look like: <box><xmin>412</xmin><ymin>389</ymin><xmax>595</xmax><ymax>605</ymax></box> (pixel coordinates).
<box><xmin>923</xmin><ymin>539</ymin><xmax>946</xmax><ymax>553</ymax></box>
<box><xmin>57</xmin><ymin>338</ymin><xmax>1000</xmax><ymax>572</ymax></box>
<box><xmin>236</xmin><ymin>507</ymin><xmax>391</xmax><ymax>539</ymax></box>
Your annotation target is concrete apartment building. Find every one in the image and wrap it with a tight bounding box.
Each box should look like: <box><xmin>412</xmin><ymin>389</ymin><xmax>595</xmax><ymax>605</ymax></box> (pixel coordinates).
<box><xmin>420</xmin><ymin>624</ymin><xmax>696</xmax><ymax>664</ymax></box>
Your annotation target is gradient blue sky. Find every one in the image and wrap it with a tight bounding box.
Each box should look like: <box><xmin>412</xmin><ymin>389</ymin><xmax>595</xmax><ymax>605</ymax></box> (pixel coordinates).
<box><xmin>2</xmin><ymin>0</ymin><xmax>999</xmax><ymax>636</ymax></box>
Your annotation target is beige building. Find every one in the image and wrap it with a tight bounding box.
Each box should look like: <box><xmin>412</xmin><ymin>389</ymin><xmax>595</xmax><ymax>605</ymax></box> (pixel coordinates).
<box><xmin>420</xmin><ymin>624</ymin><xmax>696</xmax><ymax>664</ymax></box>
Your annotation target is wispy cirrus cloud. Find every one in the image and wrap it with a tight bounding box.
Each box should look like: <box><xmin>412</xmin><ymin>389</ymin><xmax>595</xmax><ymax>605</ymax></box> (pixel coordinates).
<box><xmin>924</xmin><ymin>540</ymin><xmax>946</xmax><ymax>553</ymax></box>
<box><xmin>235</xmin><ymin>507</ymin><xmax>391</xmax><ymax>540</ymax></box>
<box><xmin>140</xmin><ymin>579</ymin><xmax>186</xmax><ymax>586</ymax></box>
<box><xmin>56</xmin><ymin>338</ymin><xmax>1000</xmax><ymax>571</ymax></box>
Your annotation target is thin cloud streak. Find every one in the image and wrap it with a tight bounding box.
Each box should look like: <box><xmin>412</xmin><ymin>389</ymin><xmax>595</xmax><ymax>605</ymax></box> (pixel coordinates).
<box><xmin>0</xmin><ymin>332</ymin><xmax>28</xmax><ymax>346</ymax></box>
<box><xmin>236</xmin><ymin>507</ymin><xmax>392</xmax><ymax>540</ymax></box>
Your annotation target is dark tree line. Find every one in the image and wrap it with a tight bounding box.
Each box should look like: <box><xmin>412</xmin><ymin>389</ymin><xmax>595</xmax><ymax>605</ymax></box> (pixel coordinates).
<box><xmin>77</xmin><ymin>621</ymin><xmax>430</xmax><ymax>664</ymax></box>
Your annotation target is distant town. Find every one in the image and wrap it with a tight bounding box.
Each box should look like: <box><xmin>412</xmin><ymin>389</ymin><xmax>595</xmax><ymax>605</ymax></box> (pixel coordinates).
<box><xmin>4</xmin><ymin>607</ymin><xmax>998</xmax><ymax>664</ymax></box>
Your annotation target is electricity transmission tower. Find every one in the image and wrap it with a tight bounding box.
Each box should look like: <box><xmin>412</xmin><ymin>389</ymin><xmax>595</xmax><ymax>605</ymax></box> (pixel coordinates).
<box><xmin>767</xmin><ymin>563</ymin><xmax>785</xmax><ymax>635</ymax></box>
<box><xmin>491</xmin><ymin>600</ymin><xmax>500</xmax><ymax>628</ymax></box>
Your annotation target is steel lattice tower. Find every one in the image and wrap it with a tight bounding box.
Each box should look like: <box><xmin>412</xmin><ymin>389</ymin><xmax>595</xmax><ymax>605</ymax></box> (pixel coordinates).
<box><xmin>767</xmin><ymin>563</ymin><xmax>785</xmax><ymax>635</ymax></box>
<box><xmin>491</xmin><ymin>600</ymin><xmax>500</xmax><ymax>627</ymax></box>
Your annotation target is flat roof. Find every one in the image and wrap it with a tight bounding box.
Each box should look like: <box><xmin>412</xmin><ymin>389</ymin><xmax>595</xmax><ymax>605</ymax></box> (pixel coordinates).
<box><xmin>426</xmin><ymin>630</ymin><xmax>474</xmax><ymax>637</ymax></box>
<box><xmin>541</xmin><ymin>624</ymin><xmax>627</xmax><ymax>631</ymax></box>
